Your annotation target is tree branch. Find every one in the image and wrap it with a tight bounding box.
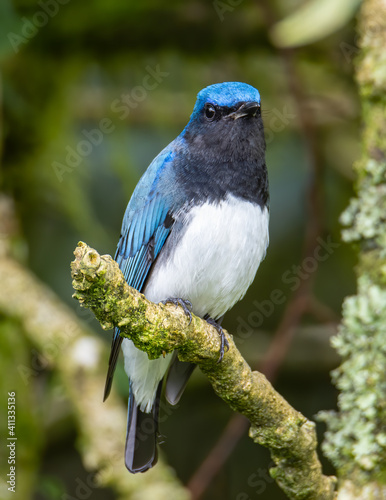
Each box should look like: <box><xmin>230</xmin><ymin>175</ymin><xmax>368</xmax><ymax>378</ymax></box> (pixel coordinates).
<box><xmin>71</xmin><ymin>241</ymin><xmax>337</xmax><ymax>500</ymax></box>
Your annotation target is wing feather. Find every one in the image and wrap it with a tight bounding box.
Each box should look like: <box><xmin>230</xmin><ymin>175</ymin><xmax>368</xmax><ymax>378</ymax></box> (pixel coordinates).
<box><xmin>103</xmin><ymin>143</ymin><xmax>176</xmax><ymax>401</ymax></box>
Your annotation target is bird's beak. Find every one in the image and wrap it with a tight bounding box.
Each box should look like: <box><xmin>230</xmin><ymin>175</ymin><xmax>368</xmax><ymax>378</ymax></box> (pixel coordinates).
<box><xmin>228</xmin><ymin>101</ymin><xmax>260</xmax><ymax>120</ymax></box>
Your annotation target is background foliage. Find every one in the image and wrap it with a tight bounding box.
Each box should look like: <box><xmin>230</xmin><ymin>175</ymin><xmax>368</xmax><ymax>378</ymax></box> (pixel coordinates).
<box><xmin>0</xmin><ymin>0</ymin><xmax>370</xmax><ymax>499</ymax></box>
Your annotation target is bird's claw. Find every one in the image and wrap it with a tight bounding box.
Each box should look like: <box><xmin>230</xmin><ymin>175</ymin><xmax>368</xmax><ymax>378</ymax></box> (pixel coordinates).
<box><xmin>206</xmin><ymin>318</ymin><xmax>229</xmax><ymax>363</ymax></box>
<box><xmin>161</xmin><ymin>297</ymin><xmax>193</xmax><ymax>324</ymax></box>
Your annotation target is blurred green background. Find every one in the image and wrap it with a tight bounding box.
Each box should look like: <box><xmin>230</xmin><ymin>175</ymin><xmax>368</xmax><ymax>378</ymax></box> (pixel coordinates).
<box><xmin>0</xmin><ymin>0</ymin><xmax>362</xmax><ymax>499</ymax></box>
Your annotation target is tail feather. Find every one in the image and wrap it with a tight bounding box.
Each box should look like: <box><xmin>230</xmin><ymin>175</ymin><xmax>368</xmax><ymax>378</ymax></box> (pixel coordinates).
<box><xmin>165</xmin><ymin>354</ymin><xmax>196</xmax><ymax>406</ymax></box>
<box><xmin>103</xmin><ymin>328</ymin><xmax>123</xmax><ymax>401</ymax></box>
<box><xmin>125</xmin><ymin>382</ymin><xmax>162</xmax><ymax>473</ymax></box>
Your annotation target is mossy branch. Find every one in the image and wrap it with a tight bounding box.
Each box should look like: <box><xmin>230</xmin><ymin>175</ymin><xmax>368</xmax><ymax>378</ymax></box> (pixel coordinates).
<box><xmin>71</xmin><ymin>241</ymin><xmax>337</xmax><ymax>500</ymax></box>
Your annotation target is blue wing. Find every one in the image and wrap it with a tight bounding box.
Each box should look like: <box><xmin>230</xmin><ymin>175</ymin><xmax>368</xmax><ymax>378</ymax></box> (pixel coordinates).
<box><xmin>103</xmin><ymin>144</ymin><xmax>175</xmax><ymax>401</ymax></box>
<box><xmin>116</xmin><ymin>193</ymin><xmax>171</xmax><ymax>289</ymax></box>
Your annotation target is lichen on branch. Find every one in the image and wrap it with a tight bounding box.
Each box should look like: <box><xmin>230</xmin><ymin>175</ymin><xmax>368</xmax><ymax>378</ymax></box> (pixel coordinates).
<box><xmin>317</xmin><ymin>1</ymin><xmax>386</xmax><ymax>495</ymax></box>
<box><xmin>71</xmin><ymin>241</ymin><xmax>337</xmax><ymax>500</ymax></box>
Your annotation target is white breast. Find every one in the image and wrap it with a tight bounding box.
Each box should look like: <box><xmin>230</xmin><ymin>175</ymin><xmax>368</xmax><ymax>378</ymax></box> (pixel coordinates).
<box><xmin>122</xmin><ymin>194</ymin><xmax>269</xmax><ymax>412</ymax></box>
<box><xmin>145</xmin><ymin>194</ymin><xmax>269</xmax><ymax>319</ymax></box>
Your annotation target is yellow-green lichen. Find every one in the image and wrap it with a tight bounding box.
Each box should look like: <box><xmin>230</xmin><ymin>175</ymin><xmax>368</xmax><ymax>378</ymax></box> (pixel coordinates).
<box><xmin>319</xmin><ymin>279</ymin><xmax>386</xmax><ymax>480</ymax></box>
<box><xmin>319</xmin><ymin>1</ymin><xmax>386</xmax><ymax>488</ymax></box>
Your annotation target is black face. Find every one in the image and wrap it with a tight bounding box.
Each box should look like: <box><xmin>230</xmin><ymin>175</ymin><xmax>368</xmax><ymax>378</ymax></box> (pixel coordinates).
<box><xmin>186</xmin><ymin>100</ymin><xmax>265</xmax><ymax>155</ymax></box>
<box><xmin>172</xmin><ymin>101</ymin><xmax>269</xmax><ymax>208</ymax></box>
<box><xmin>183</xmin><ymin>100</ymin><xmax>266</xmax><ymax>168</ymax></box>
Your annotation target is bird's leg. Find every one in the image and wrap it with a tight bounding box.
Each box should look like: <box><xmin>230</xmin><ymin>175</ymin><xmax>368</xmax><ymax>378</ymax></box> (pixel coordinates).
<box><xmin>161</xmin><ymin>298</ymin><xmax>193</xmax><ymax>324</ymax></box>
<box><xmin>205</xmin><ymin>317</ymin><xmax>229</xmax><ymax>363</ymax></box>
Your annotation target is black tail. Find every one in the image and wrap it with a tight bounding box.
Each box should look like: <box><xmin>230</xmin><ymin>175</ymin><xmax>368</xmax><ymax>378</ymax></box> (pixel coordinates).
<box><xmin>125</xmin><ymin>383</ymin><xmax>162</xmax><ymax>473</ymax></box>
<box><xmin>103</xmin><ymin>328</ymin><xmax>123</xmax><ymax>401</ymax></box>
<box><xmin>165</xmin><ymin>354</ymin><xmax>196</xmax><ymax>405</ymax></box>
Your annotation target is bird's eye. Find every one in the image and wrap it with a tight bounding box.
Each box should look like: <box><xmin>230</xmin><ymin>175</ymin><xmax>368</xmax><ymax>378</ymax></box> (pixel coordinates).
<box><xmin>204</xmin><ymin>103</ymin><xmax>216</xmax><ymax>121</ymax></box>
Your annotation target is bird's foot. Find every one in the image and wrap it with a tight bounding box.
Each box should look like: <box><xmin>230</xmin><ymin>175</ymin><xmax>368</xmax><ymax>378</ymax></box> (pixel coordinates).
<box><xmin>206</xmin><ymin>317</ymin><xmax>229</xmax><ymax>363</ymax></box>
<box><xmin>161</xmin><ymin>298</ymin><xmax>193</xmax><ymax>324</ymax></box>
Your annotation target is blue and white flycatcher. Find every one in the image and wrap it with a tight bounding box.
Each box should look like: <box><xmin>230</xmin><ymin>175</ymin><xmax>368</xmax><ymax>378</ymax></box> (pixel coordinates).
<box><xmin>104</xmin><ymin>82</ymin><xmax>269</xmax><ymax>473</ymax></box>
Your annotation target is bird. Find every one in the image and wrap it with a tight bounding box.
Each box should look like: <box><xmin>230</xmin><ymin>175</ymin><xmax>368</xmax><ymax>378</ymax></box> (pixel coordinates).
<box><xmin>104</xmin><ymin>81</ymin><xmax>269</xmax><ymax>473</ymax></box>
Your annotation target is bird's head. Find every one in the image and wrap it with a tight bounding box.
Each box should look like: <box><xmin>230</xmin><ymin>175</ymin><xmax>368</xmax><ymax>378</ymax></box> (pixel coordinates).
<box><xmin>182</xmin><ymin>82</ymin><xmax>264</xmax><ymax>152</ymax></box>
<box><xmin>188</xmin><ymin>81</ymin><xmax>261</xmax><ymax>124</ymax></box>
<box><xmin>174</xmin><ymin>82</ymin><xmax>267</xmax><ymax>204</ymax></box>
